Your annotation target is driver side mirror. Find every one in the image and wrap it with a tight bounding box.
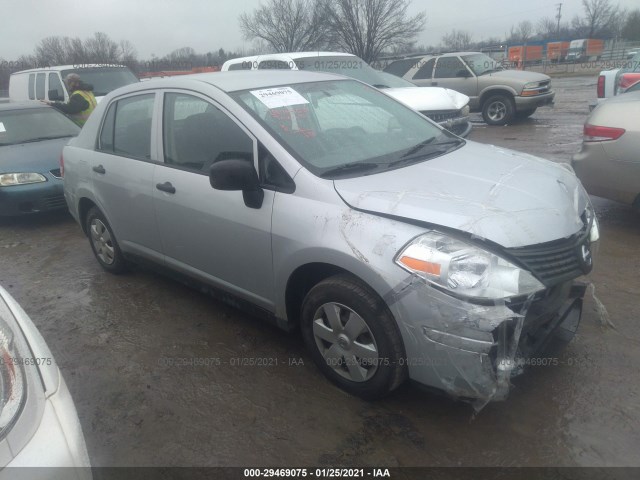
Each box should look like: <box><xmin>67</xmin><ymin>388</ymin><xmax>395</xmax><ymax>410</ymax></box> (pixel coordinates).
<box><xmin>209</xmin><ymin>159</ymin><xmax>264</xmax><ymax>209</ymax></box>
<box><xmin>456</xmin><ymin>69</ymin><xmax>472</xmax><ymax>78</ymax></box>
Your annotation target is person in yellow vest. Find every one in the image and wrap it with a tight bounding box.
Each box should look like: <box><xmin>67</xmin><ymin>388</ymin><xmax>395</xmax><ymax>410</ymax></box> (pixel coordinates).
<box><xmin>44</xmin><ymin>73</ymin><xmax>97</xmax><ymax>127</ymax></box>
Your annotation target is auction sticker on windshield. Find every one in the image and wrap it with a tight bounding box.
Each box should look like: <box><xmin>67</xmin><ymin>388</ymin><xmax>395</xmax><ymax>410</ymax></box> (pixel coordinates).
<box><xmin>250</xmin><ymin>87</ymin><xmax>309</xmax><ymax>109</ymax></box>
<box><xmin>0</xmin><ymin>122</ymin><xmax>6</xmax><ymax>133</ymax></box>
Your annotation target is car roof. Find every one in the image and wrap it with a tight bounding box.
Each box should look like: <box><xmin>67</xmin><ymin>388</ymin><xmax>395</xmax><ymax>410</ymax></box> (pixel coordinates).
<box><xmin>10</xmin><ymin>64</ymin><xmax>130</xmax><ymax>75</ymax></box>
<box><xmin>0</xmin><ymin>101</ymin><xmax>52</xmax><ymax>111</ymax></box>
<box><xmin>391</xmin><ymin>52</ymin><xmax>482</xmax><ymax>61</ymax></box>
<box><xmin>225</xmin><ymin>52</ymin><xmax>354</xmax><ymax>64</ymax></box>
<box><xmin>113</xmin><ymin>70</ymin><xmax>349</xmax><ymax>94</ymax></box>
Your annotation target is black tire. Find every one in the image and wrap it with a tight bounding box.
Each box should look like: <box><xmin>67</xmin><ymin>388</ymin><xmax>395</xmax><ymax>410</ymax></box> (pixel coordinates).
<box><xmin>481</xmin><ymin>94</ymin><xmax>515</xmax><ymax>125</ymax></box>
<box><xmin>516</xmin><ymin>107</ymin><xmax>537</xmax><ymax>119</ymax></box>
<box><xmin>300</xmin><ymin>274</ymin><xmax>407</xmax><ymax>399</ymax></box>
<box><xmin>85</xmin><ymin>207</ymin><xmax>128</xmax><ymax>274</ymax></box>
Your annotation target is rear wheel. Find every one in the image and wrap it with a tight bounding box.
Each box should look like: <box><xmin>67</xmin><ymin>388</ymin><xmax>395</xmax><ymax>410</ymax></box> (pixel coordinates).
<box><xmin>300</xmin><ymin>274</ymin><xmax>407</xmax><ymax>399</ymax></box>
<box><xmin>85</xmin><ymin>207</ymin><xmax>127</xmax><ymax>274</ymax></box>
<box><xmin>482</xmin><ymin>94</ymin><xmax>515</xmax><ymax>125</ymax></box>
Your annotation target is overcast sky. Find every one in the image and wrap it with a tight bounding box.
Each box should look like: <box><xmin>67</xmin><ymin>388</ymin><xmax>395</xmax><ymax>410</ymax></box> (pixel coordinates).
<box><xmin>0</xmin><ymin>0</ymin><xmax>636</xmax><ymax>60</ymax></box>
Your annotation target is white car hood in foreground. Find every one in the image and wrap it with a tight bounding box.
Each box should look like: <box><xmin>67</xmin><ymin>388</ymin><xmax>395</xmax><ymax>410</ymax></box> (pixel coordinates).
<box><xmin>384</xmin><ymin>87</ymin><xmax>469</xmax><ymax>111</ymax></box>
<box><xmin>334</xmin><ymin>141</ymin><xmax>588</xmax><ymax>248</ymax></box>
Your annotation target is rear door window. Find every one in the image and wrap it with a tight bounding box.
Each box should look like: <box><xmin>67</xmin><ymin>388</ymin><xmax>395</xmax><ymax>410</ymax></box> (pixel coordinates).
<box><xmin>102</xmin><ymin>94</ymin><xmax>155</xmax><ymax>159</ymax></box>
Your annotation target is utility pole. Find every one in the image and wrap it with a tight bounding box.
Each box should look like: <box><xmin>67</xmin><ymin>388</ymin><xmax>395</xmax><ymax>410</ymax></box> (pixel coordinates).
<box><xmin>556</xmin><ymin>3</ymin><xmax>563</xmax><ymax>38</ymax></box>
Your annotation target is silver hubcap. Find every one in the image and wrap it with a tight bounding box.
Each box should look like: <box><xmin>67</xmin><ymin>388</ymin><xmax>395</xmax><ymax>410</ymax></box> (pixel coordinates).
<box><xmin>312</xmin><ymin>302</ymin><xmax>379</xmax><ymax>382</ymax></box>
<box><xmin>487</xmin><ymin>101</ymin><xmax>507</xmax><ymax>122</ymax></box>
<box><xmin>90</xmin><ymin>219</ymin><xmax>115</xmax><ymax>265</ymax></box>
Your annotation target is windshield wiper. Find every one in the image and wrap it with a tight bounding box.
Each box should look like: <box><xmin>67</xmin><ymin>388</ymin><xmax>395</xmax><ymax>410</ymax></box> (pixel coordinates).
<box><xmin>21</xmin><ymin>135</ymin><xmax>74</xmax><ymax>143</ymax></box>
<box><xmin>389</xmin><ymin>140</ymin><xmax>463</xmax><ymax>169</ymax></box>
<box><xmin>320</xmin><ymin>162</ymin><xmax>380</xmax><ymax>178</ymax></box>
<box><xmin>401</xmin><ymin>137</ymin><xmax>438</xmax><ymax>158</ymax></box>
<box><xmin>372</xmin><ymin>84</ymin><xmax>390</xmax><ymax>89</ymax></box>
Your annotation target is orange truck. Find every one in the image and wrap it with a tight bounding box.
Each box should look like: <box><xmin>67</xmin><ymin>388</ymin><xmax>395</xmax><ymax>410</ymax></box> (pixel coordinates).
<box><xmin>566</xmin><ymin>39</ymin><xmax>604</xmax><ymax>62</ymax></box>
<box><xmin>546</xmin><ymin>41</ymin><xmax>570</xmax><ymax>62</ymax></box>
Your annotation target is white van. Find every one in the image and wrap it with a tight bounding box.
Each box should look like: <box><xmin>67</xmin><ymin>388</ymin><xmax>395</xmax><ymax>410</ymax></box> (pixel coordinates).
<box><xmin>9</xmin><ymin>64</ymin><xmax>139</xmax><ymax>103</ymax></box>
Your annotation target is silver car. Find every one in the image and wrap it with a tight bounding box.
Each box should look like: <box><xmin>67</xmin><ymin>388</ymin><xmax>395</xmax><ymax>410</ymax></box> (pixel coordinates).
<box><xmin>0</xmin><ymin>285</ymin><xmax>91</xmax><ymax>477</ymax></box>
<box><xmin>573</xmin><ymin>91</ymin><xmax>640</xmax><ymax>212</ymax></box>
<box><xmin>62</xmin><ymin>71</ymin><xmax>596</xmax><ymax>407</ymax></box>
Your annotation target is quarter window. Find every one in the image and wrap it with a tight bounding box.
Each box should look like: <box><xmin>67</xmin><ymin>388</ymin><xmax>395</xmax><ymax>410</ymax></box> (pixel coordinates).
<box><xmin>163</xmin><ymin>93</ymin><xmax>253</xmax><ymax>173</ymax></box>
<box><xmin>412</xmin><ymin>58</ymin><xmax>435</xmax><ymax>80</ymax></box>
<box><xmin>384</xmin><ymin>58</ymin><xmax>419</xmax><ymax>77</ymax></box>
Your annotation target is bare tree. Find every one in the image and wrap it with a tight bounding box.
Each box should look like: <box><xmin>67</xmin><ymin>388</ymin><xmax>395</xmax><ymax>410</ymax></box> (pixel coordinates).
<box><xmin>239</xmin><ymin>0</ymin><xmax>330</xmax><ymax>52</ymax></box>
<box><xmin>119</xmin><ymin>40</ymin><xmax>137</xmax><ymax>64</ymax></box>
<box><xmin>509</xmin><ymin>20</ymin><xmax>534</xmax><ymax>44</ymax></box>
<box><xmin>622</xmin><ymin>9</ymin><xmax>640</xmax><ymax>41</ymax></box>
<box><xmin>574</xmin><ymin>0</ymin><xmax>621</xmax><ymax>38</ymax></box>
<box><xmin>441</xmin><ymin>29</ymin><xmax>473</xmax><ymax>50</ymax></box>
<box><xmin>35</xmin><ymin>37</ymin><xmax>68</xmax><ymax>66</ymax></box>
<box><xmin>84</xmin><ymin>32</ymin><xmax>120</xmax><ymax>63</ymax></box>
<box><xmin>325</xmin><ymin>0</ymin><xmax>426</xmax><ymax>62</ymax></box>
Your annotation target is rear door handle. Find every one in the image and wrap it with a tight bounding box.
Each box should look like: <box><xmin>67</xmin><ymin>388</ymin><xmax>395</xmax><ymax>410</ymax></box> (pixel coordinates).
<box><xmin>156</xmin><ymin>182</ymin><xmax>176</xmax><ymax>194</ymax></box>
<box><xmin>92</xmin><ymin>165</ymin><xmax>106</xmax><ymax>174</ymax></box>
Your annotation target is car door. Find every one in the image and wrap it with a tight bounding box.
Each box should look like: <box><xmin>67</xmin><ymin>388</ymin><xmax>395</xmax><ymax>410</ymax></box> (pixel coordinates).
<box><xmin>432</xmin><ymin>56</ymin><xmax>478</xmax><ymax>99</ymax></box>
<box><xmin>90</xmin><ymin>92</ymin><xmax>163</xmax><ymax>259</ymax></box>
<box><xmin>153</xmin><ymin>91</ymin><xmax>275</xmax><ymax>310</ymax></box>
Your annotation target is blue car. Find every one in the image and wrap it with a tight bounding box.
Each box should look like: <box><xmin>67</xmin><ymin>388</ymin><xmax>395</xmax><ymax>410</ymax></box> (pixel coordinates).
<box><xmin>0</xmin><ymin>103</ymin><xmax>79</xmax><ymax>216</ymax></box>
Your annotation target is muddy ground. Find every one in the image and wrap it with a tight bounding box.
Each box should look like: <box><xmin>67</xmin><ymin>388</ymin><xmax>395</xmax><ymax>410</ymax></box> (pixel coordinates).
<box><xmin>0</xmin><ymin>76</ymin><xmax>639</xmax><ymax>468</ymax></box>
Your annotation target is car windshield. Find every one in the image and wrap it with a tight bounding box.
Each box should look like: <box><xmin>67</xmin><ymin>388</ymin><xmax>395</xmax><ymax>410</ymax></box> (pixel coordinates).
<box><xmin>0</xmin><ymin>107</ymin><xmax>80</xmax><ymax>146</ymax></box>
<box><xmin>231</xmin><ymin>79</ymin><xmax>460</xmax><ymax>178</ymax></box>
<box><xmin>294</xmin><ymin>56</ymin><xmax>415</xmax><ymax>89</ymax></box>
<box><xmin>61</xmin><ymin>67</ymin><xmax>139</xmax><ymax>96</ymax></box>
<box><xmin>461</xmin><ymin>53</ymin><xmax>504</xmax><ymax>75</ymax></box>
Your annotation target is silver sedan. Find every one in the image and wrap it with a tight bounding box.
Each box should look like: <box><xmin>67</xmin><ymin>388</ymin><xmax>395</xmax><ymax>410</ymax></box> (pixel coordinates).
<box><xmin>573</xmin><ymin>91</ymin><xmax>640</xmax><ymax>212</ymax></box>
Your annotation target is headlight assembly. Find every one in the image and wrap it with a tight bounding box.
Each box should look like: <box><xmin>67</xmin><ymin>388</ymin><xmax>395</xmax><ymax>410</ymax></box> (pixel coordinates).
<box><xmin>461</xmin><ymin>105</ymin><xmax>470</xmax><ymax>117</ymax></box>
<box><xmin>395</xmin><ymin>231</ymin><xmax>545</xmax><ymax>300</ymax></box>
<box><xmin>0</xmin><ymin>173</ymin><xmax>47</xmax><ymax>187</ymax></box>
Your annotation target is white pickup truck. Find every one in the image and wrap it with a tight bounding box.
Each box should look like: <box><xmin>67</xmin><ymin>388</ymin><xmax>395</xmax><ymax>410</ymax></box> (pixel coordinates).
<box><xmin>594</xmin><ymin>52</ymin><xmax>640</xmax><ymax>108</ymax></box>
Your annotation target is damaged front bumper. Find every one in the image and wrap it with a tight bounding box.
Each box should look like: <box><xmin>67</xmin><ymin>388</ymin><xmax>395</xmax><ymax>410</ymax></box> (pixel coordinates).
<box><xmin>388</xmin><ymin>278</ymin><xmax>587</xmax><ymax>408</ymax></box>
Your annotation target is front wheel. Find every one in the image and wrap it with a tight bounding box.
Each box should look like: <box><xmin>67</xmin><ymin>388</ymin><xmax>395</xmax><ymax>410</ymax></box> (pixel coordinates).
<box><xmin>85</xmin><ymin>207</ymin><xmax>128</xmax><ymax>273</ymax></box>
<box><xmin>482</xmin><ymin>94</ymin><xmax>515</xmax><ymax>125</ymax></box>
<box><xmin>300</xmin><ymin>274</ymin><xmax>407</xmax><ymax>399</ymax></box>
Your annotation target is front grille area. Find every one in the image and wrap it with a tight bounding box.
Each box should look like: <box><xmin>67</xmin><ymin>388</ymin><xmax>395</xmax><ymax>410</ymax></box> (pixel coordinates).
<box><xmin>506</xmin><ymin>229</ymin><xmax>590</xmax><ymax>286</ymax></box>
<box><xmin>424</xmin><ymin>110</ymin><xmax>462</xmax><ymax>123</ymax></box>
<box><xmin>43</xmin><ymin>193</ymin><xmax>66</xmax><ymax>210</ymax></box>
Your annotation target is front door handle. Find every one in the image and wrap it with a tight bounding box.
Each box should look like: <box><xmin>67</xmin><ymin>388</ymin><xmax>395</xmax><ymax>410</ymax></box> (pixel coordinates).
<box><xmin>431</xmin><ymin>81</ymin><xmax>438</xmax><ymax>86</ymax></box>
<box><xmin>92</xmin><ymin>165</ymin><xmax>106</xmax><ymax>174</ymax></box>
<box><xmin>156</xmin><ymin>182</ymin><xmax>176</xmax><ymax>194</ymax></box>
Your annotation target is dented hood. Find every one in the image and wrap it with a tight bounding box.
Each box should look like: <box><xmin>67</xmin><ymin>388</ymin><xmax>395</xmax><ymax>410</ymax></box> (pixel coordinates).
<box><xmin>333</xmin><ymin>141</ymin><xmax>589</xmax><ymax>248</ymax></box>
